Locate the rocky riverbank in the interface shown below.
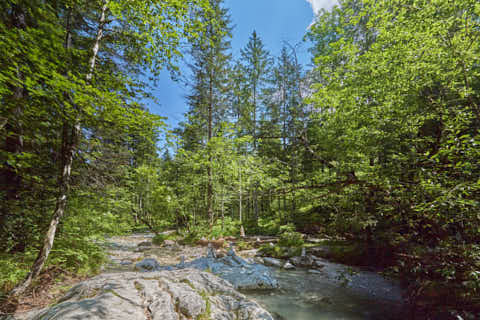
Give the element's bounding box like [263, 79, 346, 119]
[6, 233, 409, 320]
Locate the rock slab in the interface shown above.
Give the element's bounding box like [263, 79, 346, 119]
[23, 269, 273, 320]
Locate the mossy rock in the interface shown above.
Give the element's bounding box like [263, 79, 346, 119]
[258, 244, 302, 259]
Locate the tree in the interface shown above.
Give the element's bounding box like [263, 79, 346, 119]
[4, 0, 214, 296]
[183, 0, 233, 225]
[307, 0, 480, 312]
[239, 31, 272, 151]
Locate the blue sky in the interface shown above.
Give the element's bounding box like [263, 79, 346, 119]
[148, 0, 337, 130]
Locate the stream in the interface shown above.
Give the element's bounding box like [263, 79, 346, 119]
[103, 234, 408, 320]
[246, 266, 407, 320]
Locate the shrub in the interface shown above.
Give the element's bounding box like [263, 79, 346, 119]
[258, 243, 302, 259]
[0, 255, 30, 295]
[278, 230, 304, 248]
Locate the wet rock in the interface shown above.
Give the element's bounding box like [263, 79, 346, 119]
[290, 255, 315, 268]
[302, 293, 332, 305]
[136, 249, 278, 290]
[135, 258, 161, 271]
[184, 255, 279, 290]
[283, 261, 295, 270]
[262, 257, 284, 268]
[137, 241, 152, 247]
[24, 269, 273, 320]
[308, 269, 322, 274]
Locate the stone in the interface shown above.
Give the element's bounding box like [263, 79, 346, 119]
[290, 255, 315, 268]
[308, 269, 322, 274]
[136, 250, 278, 291]
[262, 257, 284, 268]
[227, 243, 236, 256]
[183, 252, 279, 290]
[207, 243, 217, 259]
[23, 269, 273, 320]
[135, 258, 161, 271]
[283, 261, 295, 270]
[163, 239, 176, 246]
[137, 241, 152, 247]
[313, 259, 325, 269]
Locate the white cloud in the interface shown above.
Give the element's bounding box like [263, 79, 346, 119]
[305, 0, 338, 15]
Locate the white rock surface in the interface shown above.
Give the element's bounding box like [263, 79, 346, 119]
[24, 269, 273, 320]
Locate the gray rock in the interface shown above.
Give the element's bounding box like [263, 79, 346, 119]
[135, 258, 161, 271]
[163, 239, 176, 246]
[308, 269, 322, 274]
[290, 255, 315, 268]
[137, 241, 152, 247]
[262, 257, 284, 268]
[313, 259, 325, 269]
[135, 254, 278, 291]
[183, 254, 279, 290]
[283, 261, 295, 270]
[23, 269, 273, 320]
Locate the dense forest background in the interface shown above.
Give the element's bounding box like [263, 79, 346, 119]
[1, 0, 479, 317]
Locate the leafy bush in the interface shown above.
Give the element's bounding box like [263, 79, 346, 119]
[209, 217, 239, 238]
[256, 217, 282, 235]
[152, 232, 180, 245]
[236, 241, 253, 251]
[48, 236, 105, 275]
[258, 243, 302, 259]
[181, 230, 204, 245]
[0, 255, 31, 295]
[278, 230, 304, 248]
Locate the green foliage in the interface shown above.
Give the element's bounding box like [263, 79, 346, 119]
[0, 255, 31, 294]
[235, 241, 253, 251]
[152, 233, 178, 246]
[48, 238, 105, 275]
[278, 230, 304, 248]
[305, 0, 480, 314]
[209, 217, 240, 238]
[258, 244, 302, 259]
[256, 217, 282, 235]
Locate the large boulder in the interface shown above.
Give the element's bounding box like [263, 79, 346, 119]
[183, 253, 279, 290]
[262, 257, 284, 268]
[289, 255, 316, 268]
[24, 269, 273, 320]
[135, 258, 162, 271]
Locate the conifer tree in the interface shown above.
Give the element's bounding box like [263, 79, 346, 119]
[184, 0, 233, 225]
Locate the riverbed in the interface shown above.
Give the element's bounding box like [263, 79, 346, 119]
[104, 234, 408, 320]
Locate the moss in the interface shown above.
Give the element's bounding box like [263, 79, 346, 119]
[196, 290, 211, 320]
[80, 288, 101, 300]
[180, 278, 195, 290]
[236, 241, 253, 251]
[134, 281, 144, 292]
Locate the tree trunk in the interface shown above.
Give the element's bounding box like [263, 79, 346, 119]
[239, 165, 245, 237]
[254, 186, 259, 226]
[253, 82, 257, 151]
[10, 1, 108, 297]
[207, 67, 214, 226]
[221, 186, 225, 231]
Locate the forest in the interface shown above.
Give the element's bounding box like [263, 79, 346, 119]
[1, 0, 479, 318]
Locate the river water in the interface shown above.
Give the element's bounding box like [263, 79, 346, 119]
[245, 261, 408, 320]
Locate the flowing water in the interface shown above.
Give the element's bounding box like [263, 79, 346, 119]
[244, 261, 408, 320]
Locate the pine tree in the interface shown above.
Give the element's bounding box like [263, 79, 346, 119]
[239, 31, 272, 151]
[183, 0, 233, 225]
